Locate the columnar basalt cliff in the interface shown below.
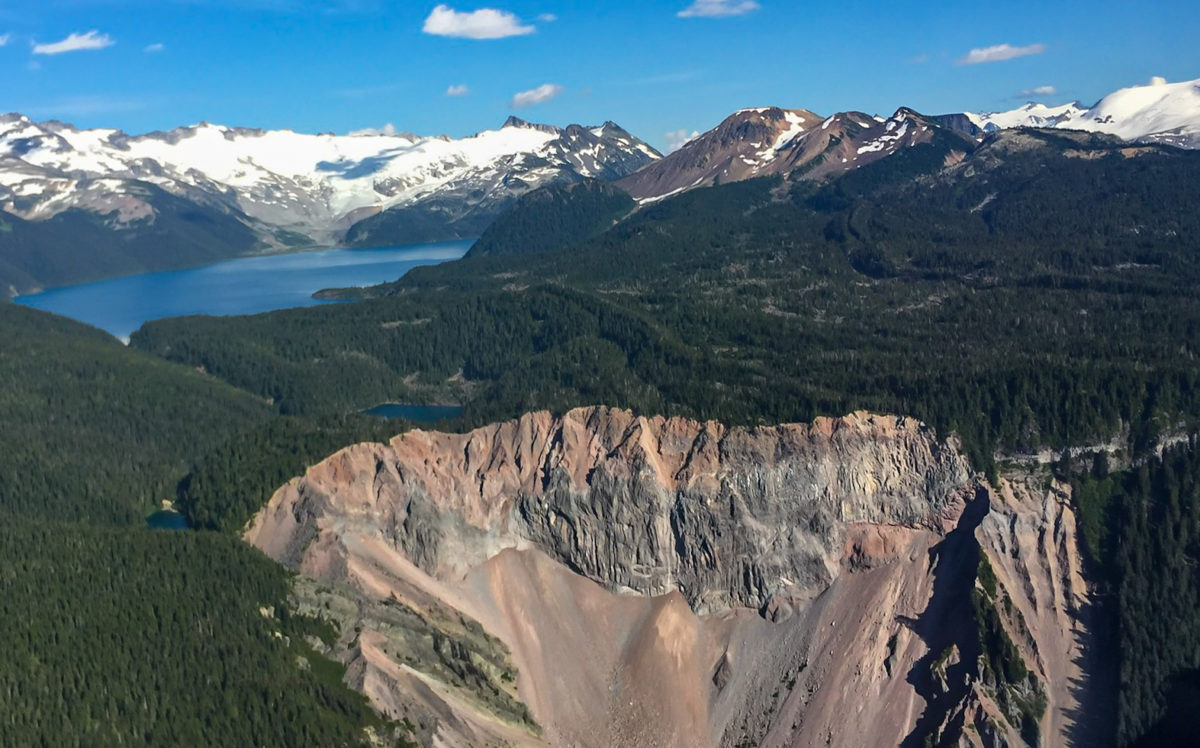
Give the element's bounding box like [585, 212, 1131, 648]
[245, 407, 1093, 747]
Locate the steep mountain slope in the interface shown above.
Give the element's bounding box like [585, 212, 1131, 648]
[0, 301, 270, 524]
[615, 106, 975, 202]
[0, 182, 259, 296]
[0, 113, 658, 293]
[245, 406, 1093, 747]
[465, 179, 634, 258]
[615, 107, 822, 200]
[956, 76, 1200, 147]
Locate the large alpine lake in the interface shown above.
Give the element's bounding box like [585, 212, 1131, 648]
[14, 240, 470, 340]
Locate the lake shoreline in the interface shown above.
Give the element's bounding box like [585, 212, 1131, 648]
[14, 240, 470, 340]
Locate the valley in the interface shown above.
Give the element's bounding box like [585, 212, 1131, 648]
[2, 67, 1199, 747]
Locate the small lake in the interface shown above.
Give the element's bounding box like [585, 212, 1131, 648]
[14, 240, 470, 340]
[364, 403, 465, 422]
[146, 510, 188, 531]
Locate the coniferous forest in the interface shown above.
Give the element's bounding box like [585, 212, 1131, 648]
[0, 303, 412, 745]
[2, 126, 1199, 746]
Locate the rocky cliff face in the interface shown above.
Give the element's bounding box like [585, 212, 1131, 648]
[248, 407, 973, 614]
[246, 407, 1094, 747]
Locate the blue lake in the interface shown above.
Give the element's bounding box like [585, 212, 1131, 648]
[14, 240, 471, 340]
[146, 510, 189, 531]
[364, 403, 465, 422]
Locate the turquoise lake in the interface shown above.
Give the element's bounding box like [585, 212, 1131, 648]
[14, 240, 470, 340]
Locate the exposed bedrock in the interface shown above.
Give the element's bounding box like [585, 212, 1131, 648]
[245, 407, 1097, 747]
[249, 407, 973, 614]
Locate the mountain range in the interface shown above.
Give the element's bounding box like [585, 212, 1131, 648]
[621, 75, 1200, 204]
[0, 115, 658, 294]
[1, 75, 1197, 296]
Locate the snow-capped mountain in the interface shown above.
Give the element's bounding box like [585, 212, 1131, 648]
[0, 114, 659, 249]
[958, 76, 1200, 147]
[963, 102, 1086, 132]
[617, 106, 974, 203]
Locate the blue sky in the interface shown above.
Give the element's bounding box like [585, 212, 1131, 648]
[2, 0, 1198, 151]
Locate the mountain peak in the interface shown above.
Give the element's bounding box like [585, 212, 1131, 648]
[953, 76, 1200, 145]
[501, 116, 561, 134]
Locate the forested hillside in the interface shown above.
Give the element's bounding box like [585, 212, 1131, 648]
[1073, 441, 1200, 747]
[0, 521, 397, 746]
[0, 303, 412, 745]
[0, 303, 270, 524]
[465, 179, 635, 259]
[0, 185, 259, 297]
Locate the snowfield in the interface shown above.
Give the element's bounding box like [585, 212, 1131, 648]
[963, 76, 1200, 146]
[0, 114, 659, 244]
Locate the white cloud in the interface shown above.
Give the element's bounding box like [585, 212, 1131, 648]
[348, 123, 398, 136]
[957, 42, 1045, 65]
[510, 83, 563, 108]
[537, 13, 557, 22]
[0, 33, 10, 47]
[1150, 76, 1168, 86]
[32, 30, 115, 55]
[423, 4, 534, 39]
[445, 83, 469, 97]
[1016, 85, 1057, 98]
[144, 43, 165, 53]
[665, 128, 700, 152]
[677, 0, 760, 18]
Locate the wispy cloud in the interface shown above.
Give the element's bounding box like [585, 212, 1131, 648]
[1016, 85, 1057, 98]
[24, 95, 147, 117]
[445, 83, 469, 97]
[678, 0, 760, 18]
[0, 33, 10, 47]
[348, 123, 398, 136]
[510, 83, 563, 108]
[664, 129, 700, 152]
[33, 30, 115, 55]
[957, 42, 1045, 65]
[423, 5, 534, 39]
[144, 42, 165, 53]
[908, 53, 929, 65]
[536, 13, 557, 22]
